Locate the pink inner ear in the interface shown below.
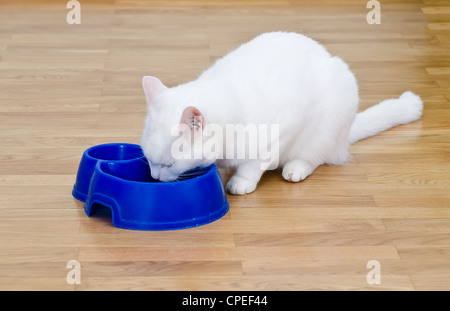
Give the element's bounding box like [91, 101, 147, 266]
[142, 76, 167, 103]
[181, 106, 204, 130]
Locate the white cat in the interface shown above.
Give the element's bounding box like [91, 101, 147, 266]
[140, 32, 423, 195]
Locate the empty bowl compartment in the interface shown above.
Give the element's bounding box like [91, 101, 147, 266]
[72, 143, 144, 202]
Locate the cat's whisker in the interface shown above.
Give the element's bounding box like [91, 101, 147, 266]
[135, 156, 149, 164]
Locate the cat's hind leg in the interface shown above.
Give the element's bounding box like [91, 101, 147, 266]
[226, 161, 265, 195]
[282, 159, 317, 182]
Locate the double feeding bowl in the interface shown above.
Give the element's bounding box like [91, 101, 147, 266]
[72, 143, 229, 231]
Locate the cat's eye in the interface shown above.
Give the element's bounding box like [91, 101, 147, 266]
[164, 163, 173, 168]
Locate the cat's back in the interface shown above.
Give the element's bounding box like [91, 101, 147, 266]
[199, 32, 331, 79]
[243, 31, 329, 55]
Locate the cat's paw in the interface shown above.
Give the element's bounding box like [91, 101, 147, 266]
[226, 175, 257, 195]
[282, 159, 315, 182]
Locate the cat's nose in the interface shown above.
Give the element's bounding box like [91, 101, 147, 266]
[150, 167, 161, 180]
[151, 171, 160, 180]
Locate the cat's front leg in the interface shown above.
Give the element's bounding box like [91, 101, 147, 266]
[226, 161, 265, 195]
[282, 159, 317, 182]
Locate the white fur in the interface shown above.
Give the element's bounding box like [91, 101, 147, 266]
[141, 32, 423, 195]
[349, 91, 423, 144]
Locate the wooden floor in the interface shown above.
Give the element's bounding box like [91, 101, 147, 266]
[0, 0, 449, 291]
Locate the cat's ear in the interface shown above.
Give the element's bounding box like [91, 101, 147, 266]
[142, 76, 167, 105]
[181, 106, 204, 131]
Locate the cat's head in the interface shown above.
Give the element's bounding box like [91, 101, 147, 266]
[140, 76, 214, 181]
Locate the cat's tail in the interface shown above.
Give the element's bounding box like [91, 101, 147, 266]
[348, 91, 423, 144]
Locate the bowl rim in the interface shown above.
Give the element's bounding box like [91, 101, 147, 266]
[96, 159, 217, 186]
[85, 142, 143, 162]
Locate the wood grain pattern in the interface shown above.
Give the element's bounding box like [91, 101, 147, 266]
[0, 0, 449, 291]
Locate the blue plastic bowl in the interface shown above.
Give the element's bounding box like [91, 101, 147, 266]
[72, 143, 229, 231]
